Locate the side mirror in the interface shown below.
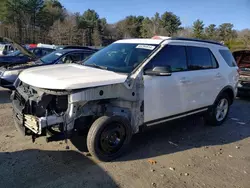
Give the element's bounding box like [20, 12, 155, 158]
[144, 66, 172, 76]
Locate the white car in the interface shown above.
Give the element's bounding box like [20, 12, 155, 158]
[0, 43, 17, 56]
[11, 37, 239, 161]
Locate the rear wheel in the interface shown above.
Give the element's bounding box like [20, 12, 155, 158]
[87, 116, 132, 162]
[205, 93, 230, 126]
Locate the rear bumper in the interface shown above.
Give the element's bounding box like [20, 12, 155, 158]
[237, 81, 250, 95]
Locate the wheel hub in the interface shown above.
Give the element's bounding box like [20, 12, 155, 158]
[216, 98, 229, 121]
[100, 123, 126, 154]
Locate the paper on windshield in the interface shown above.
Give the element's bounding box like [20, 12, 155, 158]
[55, 53, 62, 56]
[136, 44, 155, 50]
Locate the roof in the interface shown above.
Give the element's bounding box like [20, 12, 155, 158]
[115, 36, 224, 46]
[54, 48, 96, 54]
[115, 39, 163, 45]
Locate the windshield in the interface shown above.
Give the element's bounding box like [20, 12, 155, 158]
[40, 51, 63, 64]
[83, 43, 158, 73]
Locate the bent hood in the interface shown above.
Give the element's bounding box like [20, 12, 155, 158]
[18, 64, 128, 90]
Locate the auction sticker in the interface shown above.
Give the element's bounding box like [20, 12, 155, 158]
[136, 45, 155, 50]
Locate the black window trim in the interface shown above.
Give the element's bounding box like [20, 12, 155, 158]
[144, 44, 189, 74]
[219, 49, 237, 67]
[186, 46, 219, 71]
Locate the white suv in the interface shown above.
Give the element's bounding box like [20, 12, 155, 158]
[11, 37, 239, 161]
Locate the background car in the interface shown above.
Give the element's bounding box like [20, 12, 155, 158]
[233, 50, 250, 97]
[0, 47, 55, 67]
[0, 43, 17, 56]
[0, 48, 97, 89]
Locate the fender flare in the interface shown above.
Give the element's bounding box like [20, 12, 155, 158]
[214, 85, 235, 105]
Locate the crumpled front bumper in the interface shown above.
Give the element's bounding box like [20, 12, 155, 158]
[12, 93, 64, 135]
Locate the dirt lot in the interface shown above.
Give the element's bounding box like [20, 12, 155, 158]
[0, 87, 250, 188]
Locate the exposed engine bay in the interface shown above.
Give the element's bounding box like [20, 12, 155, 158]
[12, 77, 144, 142]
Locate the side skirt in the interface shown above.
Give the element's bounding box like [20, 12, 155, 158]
[144, 107, 210, 127]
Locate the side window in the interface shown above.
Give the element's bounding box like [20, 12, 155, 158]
[82, 52, 93, 60]
[187, 46, 218, 70]
[61, 53, 82, 64]
[33, 49, 42, 57]
[41, 49, 53, 56]
[219, 49, 236, 67]
[145, 45, 187, 72]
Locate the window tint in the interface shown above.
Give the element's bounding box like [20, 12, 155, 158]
[187, 46, 217, 70]
[219, 49, 236, 67]
[61, 53, 83, 64]
[41, 49, 54, 56]
[145, 45, 187, 72]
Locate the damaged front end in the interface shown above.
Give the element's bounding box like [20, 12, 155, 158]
[11, 75, 144, 142]
[12, 79, 70, 141]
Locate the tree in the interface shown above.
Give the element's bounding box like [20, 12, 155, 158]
[218, 23, 237, 42]
[205, 24, 218, 40]
[238, 29, 250, 47]
[192, 19, 204, 39]
[116, 16, 144, 38]
[140, 17, 153, 37]
[176, 27, 193, 38]
[78, 9, 100, 46]
[25, 0, 45, 43]
[160, 11, 181, 36]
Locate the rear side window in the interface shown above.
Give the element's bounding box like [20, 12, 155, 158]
[145, 45, 187, 72]
[219, 50, 236, 67]
[187, 46, 218, 70]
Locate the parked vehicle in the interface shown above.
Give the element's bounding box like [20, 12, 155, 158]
[233, 50, 250, 96]
[37, 43, 57, 49]
[56, 45, 99, 52]
[0, 43, 17, 56]
[11, 37, 239, 161]
[0, 48, 96, 89]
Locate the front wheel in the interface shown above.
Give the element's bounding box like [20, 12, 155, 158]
[87, 116, 132, 162]
[205, 93, 230, 126]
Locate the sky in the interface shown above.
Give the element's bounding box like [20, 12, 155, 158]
[60, 0, 250, 30]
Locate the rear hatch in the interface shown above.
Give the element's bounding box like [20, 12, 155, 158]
[233, 50, 250, 82]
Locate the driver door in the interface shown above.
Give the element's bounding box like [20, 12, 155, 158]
[143, 44, 188, 123]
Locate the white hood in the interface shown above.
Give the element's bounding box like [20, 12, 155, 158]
[18, 64, 128, 90]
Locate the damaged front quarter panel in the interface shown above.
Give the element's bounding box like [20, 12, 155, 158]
[68, 74, 144, 133]
[13, 72, 145, 137]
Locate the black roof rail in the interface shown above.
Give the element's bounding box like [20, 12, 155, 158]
[169, 37, 224, 46]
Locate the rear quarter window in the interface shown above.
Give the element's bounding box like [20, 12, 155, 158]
[219, 50, 237, 67]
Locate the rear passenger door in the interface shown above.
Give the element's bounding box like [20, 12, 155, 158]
[184, 45, 222, 111]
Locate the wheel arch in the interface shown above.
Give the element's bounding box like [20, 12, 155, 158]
[215, 86, 235, 105]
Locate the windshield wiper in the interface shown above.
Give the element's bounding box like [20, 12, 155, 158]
[84, 63, 108, 70]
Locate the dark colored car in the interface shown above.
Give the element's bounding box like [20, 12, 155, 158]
[0, 48, 97, 89]
[0, 47, 55, 67]
[233, 50, 250, 97]
[56, 45, 99, 51]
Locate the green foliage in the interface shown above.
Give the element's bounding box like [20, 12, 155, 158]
[0, 1, 249, 50]
[205, 24, 218, 40]
[218, 23, 237, 42]
[192, 19, 204, 39]
[160, 11, 181, 36]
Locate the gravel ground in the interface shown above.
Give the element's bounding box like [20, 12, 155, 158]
[0, 87, 250, 188]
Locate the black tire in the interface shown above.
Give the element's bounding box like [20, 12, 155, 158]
[87, 116, 132, 162]
[205, 93, 230, 126]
